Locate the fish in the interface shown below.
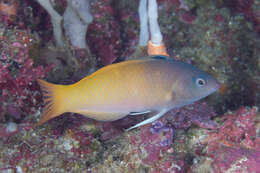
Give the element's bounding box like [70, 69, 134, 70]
[36, 55, 220, 130]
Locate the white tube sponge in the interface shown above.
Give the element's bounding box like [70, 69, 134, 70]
[138, 0, 149, 46]
[70, 0, 93, 24]
[36, 0, 64, 47]
[148, 0, 163, 45]
[63, 0, 93, 48]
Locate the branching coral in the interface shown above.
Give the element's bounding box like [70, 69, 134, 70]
[138, 0, 149, 46]
[0, 29, 51, 122]
[63, 0, 93, 49]
[35, 0, 93, 49]
[35, 0, 64, 47]
[138, 0, 168, 56]
[148, 0, 163, 45]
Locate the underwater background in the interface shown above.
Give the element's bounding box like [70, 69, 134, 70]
[0, 0, 259, 172]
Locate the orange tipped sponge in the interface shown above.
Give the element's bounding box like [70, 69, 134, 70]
[147, 40, 169, 56]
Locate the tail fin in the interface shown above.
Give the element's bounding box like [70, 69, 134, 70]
[36, 79, 66, 126]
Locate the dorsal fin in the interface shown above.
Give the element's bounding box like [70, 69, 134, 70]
[149, 55, 169, 60]
[125, 55, 170, 61]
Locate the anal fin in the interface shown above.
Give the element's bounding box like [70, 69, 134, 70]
[74, 110, 127, 121]
[126, 109, 168, 131]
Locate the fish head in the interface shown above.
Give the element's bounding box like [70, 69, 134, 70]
[170, 62, 220, 107]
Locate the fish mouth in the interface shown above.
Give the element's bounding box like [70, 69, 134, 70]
[211, 77, 221, 91]
[216, 80, 221, 90]
[206, 79, 221, 96]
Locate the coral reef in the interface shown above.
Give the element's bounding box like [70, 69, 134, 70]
[0, 26, 51, 122]
[36, 0, 64, 47]
[0, 0, 260, 172]
[87, 0, 138, 65]
[157, 0, 260, 113]
[191, 107, 260, 173]
[63, 0, 93, 48]
[138, 0, 149, 46]
[0, 115, 103, 172]
[0, 0, 18, 24]
[0, 105, 258, 172]
[36, 0, 93, 49]
[165, 101, 218, 129]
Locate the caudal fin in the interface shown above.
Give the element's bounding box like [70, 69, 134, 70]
[36, 79, 66, 126]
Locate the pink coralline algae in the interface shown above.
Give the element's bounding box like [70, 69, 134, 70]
[179, 11, 196, 24]
[114, 102, 217, 172]
[159, 0, 196, 25]
[165, 101, 218, 129]
[0, 119, 102, 172]
[0, 30, 51, 122]
[226, 0, 260, 35]
[98, 101, 217, 142]
[86, 1, 122, 65]
[99, 122, 122, 141]
[205, 107, 260, 173]
[129, 124, 184, 173]
[227, 0, 255, 19]
[87, 0, 138, 65]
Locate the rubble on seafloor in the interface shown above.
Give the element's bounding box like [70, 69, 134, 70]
[0, 0, 260, 172]
[0, 106, 259, 172]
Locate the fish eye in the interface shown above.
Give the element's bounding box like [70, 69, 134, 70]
[196, 78, 206, 87]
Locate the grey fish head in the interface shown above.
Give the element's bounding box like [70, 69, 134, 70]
[170, 61, 220, 107]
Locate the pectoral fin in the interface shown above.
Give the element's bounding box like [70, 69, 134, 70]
[126, 109, 168, 131]
[129, 110, 151, 115]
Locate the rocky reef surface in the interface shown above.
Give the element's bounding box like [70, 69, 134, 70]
[0, 0, 259, 172]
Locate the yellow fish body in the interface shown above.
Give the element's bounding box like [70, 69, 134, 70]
[37, 56, 220, 130]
